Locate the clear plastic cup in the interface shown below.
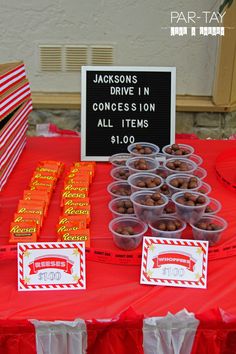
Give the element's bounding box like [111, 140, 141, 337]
[108, 197, 135, 218]
[166, 173, 202, 196]
[149, 216, 186, 239]
[110, 166, 131, 181]
[109, 153, 131, 167]
[109, 216, 148, 250]
[192, 167, 207, 180]
[127, 142, 160, 158]
[107, 181, 132, 198]
[159, 183, 171, 197]
[163, 200, 176, 215]
[130, 190, 169, 223]
[171, 191, 210, 224]
[162, 143, 194, 158]
[127, 172, 164, 193]
[190, 215, 228, 246]
[204, 197, 222, 215]
[126, 156, 159, 175]
[156, 166, 169, 179]
[163, 157, 198, 176]
[155, 152, 167, 166]
[197, 182, 212, 195]
[188, 154, 203, 166]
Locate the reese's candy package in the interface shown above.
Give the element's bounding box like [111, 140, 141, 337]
[30, 178, 55, 190]
[23, 190, 50, 204]
[9, 221, 38, 243]
[57, 223, 85, 235]
[58, 229, 90, 247]
[38, 160, 64, 176]
[14, 212, 43, 229]
[64, 174, 90, 186]
[63, 184, 89, 193]
[36, 166, 61, 177]
[17, 200, 46, 217]
[32, 171, 58, 181]
[63, 205, 91, 224]
[62, 197, 90, 208]
[29, 183, 54, 196]
[58, 215, 87, 228]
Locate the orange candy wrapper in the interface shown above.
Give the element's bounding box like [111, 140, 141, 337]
[58, 215, 88, 228]
[64, 174, 91, 185]
[30, 178, 55, 189]
[63, 198, 90, 208]
[63, 205, 91, 224]
[17, 200, 46, 217]
[58, 229, 90, 247]
[56, 222, 86, 235]
[23, 190, 50, 207]
[14, 213, 43, 229]
[63, 184, 89, 193]
[32, 171, 58, 181]
[38, 160, 64, 169]
[9, 221, 38, 243]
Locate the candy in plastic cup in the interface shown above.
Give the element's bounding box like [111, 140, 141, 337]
[127, 172, 164, 193]
[163, 157, 198, 176]
[107, 181, 131, 198]
[197, 182, 212, 195]
[110, 166, 131, 181]
[162, 143, 194, 158]
[130, 190, 168, 223]
[204, 197, 221, 215]
[108, 196, 135, 218]
[126, 156, 159, 175]
[109, 153, 131, 167]
[171, 191, 210, 224]
[149, 216, 186, 239]
[190, 215, 228, 246]
[166, 173, 202, 196]
[127, 142, 160, 158]
[109, 216, 148, 250]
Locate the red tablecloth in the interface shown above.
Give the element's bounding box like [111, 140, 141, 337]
[1, 137, 236, 353]
[1, 137, 236, 321]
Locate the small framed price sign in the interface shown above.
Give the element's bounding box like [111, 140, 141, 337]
[81, 66, 176, 161]
[18, 242, 86, 291]
[140, 237, 208, 289]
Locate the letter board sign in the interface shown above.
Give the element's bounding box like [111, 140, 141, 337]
[81, 66, 176, 161]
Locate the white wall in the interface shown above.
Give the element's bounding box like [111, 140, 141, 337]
[0, 0, 220, 95]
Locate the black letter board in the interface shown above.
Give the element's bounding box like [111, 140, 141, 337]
[81, 66, 176, 161]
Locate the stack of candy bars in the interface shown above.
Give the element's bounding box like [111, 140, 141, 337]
[57, 161, 96, 247]
[0, 61, 32, 191]
[9, 160, 64, 243]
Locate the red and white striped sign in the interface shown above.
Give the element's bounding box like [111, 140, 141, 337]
[140, 237, 208, 289]
[18, 242, 86, 291]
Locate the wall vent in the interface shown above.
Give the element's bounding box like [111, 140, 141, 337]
[39, 45, 62, 71]
[39, 44, 114, 72]
[65, 45, 88, 71]
[91, 46, 113, 65]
